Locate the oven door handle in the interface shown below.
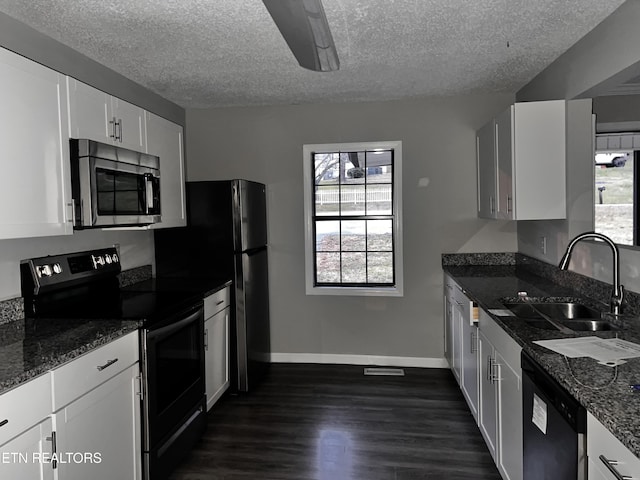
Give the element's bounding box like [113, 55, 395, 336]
[149, 306, 203, 340]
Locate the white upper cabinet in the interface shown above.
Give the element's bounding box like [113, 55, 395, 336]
[477, 100, 566, 220]
[67, 77, 147, 152]
[0, 47, 73, 239]
[146, 112, 187, 229]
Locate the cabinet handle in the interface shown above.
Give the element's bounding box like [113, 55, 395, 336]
[491, 361, 502, 384]
[109, 116, 117, 139]
[46, 431, 57, 469]
[507, 195, 512, 214]
[135, 375, 144, 401]
[204, 329, 209, 350]
[96, 358, 119, 371]
[216, 300, 225, 306]
[599, 455, 633, 480]
[487, 356, 492, 382]
[0, 419, 8, 428]
[117, 118, 123, 142]
[490, 196, 495, 214]
[470, 331, 477, 354]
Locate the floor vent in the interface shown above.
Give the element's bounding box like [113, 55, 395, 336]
[363, 367, 405, 376]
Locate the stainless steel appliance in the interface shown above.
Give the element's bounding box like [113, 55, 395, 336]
[154, 179, 270, 392]
[522, 351, 587, 480]
[70, 139, 161, 228]
[20, 247, 205, 480]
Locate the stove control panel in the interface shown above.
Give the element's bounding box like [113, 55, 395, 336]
[21, 247, 121, 296]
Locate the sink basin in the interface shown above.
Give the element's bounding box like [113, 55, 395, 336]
[501, 302, 619, 331]
[502, 302, 601, 320]
[557, 319, 620, 332]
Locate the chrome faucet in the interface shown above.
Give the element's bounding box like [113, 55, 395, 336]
[558, 232, 624, 315]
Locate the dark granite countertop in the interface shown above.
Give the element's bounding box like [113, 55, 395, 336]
[442, 256, 640, 459]
[0, 317, 141, 396]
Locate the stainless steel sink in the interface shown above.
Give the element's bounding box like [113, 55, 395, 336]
[501, 301, 619, 331]
[502, 302, 601, 320]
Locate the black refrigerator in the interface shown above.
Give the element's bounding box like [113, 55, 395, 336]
[154, 179, 270, 393]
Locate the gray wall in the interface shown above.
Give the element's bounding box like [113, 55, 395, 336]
[186, 95, 517, 362]
[0, 11, 176, 300]
[517, 0, 640, 102]
[516, 0, 640, 295]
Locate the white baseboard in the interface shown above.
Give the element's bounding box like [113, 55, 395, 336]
[269, 353, 448, 369]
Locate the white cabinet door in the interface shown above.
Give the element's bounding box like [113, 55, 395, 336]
[478, 328, 497, 461]
[495, 350, 523, 480]
[495, 106, 514, 220]
[461, 320, 479, 421]
[205, 307, 230, 411]
[67, 77, 112, 144]
[146, 112, 187, 229]
[0, 417, 55, 480]
[587, 412, 640, 480]
[443, 277, 454, 369]
[54, 364, 142, 480]
[67, 77, 146, 152]
[0, 48, 73, 239]
[477, 120, 497, 219]
[112, 96, 146, 152]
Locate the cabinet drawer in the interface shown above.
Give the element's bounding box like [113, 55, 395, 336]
[204, 286, 231, 318]
[588, 412, 640, 478]
[52, 331, 139, 411]
[0, 373, 51, 446]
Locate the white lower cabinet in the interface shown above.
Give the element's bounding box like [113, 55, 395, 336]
[587, 412, 640, 480]
[0, 373, 55, 479]
[204, 286, 231, 411]
[1, 417, 55, 480]
[54, 363, 141, 480]
[478, 309, 523, 480]
[52, 331, 142, 480]
[0, 331, 141, 479]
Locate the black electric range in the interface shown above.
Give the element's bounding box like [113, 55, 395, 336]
[21, 248, 202, 326]
[20, 247, 207, 480]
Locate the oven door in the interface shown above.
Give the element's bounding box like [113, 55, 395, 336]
[142, 303, 205, 450]
[75, 156, 161, 228]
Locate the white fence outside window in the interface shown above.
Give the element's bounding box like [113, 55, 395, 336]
[316, 187, 391, 205]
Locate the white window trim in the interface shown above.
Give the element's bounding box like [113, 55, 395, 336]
[303, 141, 403, 297]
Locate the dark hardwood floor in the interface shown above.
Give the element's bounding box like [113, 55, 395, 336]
[169, 364, 501, 480]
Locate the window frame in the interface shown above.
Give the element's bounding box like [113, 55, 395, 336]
[303, 141, 403, 297]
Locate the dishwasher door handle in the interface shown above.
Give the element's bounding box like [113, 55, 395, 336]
[599, 455, 633, 480]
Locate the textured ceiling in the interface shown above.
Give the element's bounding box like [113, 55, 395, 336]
[0, 0, 628, 108]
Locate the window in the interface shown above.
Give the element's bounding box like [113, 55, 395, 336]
[303, 141, 403, 296]
[594, 149, 636, 245]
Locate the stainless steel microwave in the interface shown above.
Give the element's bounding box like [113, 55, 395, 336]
[70, 139, 161, 228]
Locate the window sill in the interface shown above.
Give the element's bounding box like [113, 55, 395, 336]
[306, 285, 403, 297]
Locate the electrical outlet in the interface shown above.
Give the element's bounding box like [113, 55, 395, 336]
[539, 236, 547, 255]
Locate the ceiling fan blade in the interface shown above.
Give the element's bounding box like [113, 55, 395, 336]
[262, 0, 340, 72]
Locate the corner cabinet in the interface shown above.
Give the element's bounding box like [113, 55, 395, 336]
[67, 77, 146, 153]
[0, 47, 73, 240]
[477, 100, 566, 220]
[204, 286, 231, 411]
[146, 112, 187, 229]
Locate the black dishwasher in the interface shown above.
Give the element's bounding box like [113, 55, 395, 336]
[521, 351, 587, 480]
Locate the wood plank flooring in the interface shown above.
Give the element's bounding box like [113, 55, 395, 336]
[168, 364, 501, 480]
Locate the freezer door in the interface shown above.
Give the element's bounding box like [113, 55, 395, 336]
[234, 247, 270, 392]
[233, 180, 267, 252]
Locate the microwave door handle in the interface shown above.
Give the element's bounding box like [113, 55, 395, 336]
[144, 173, 154, 214]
